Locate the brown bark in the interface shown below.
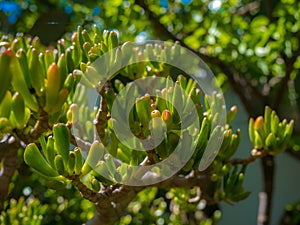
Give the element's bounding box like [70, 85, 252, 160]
[0, 136, 21, 211]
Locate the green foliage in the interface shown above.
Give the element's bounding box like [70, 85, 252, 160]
[249, 106, 294, 155]
[1, 24, 289, 224]
[1, 170, 95, 225]
[0, 197, 47, 225]
[0, 0, 299, 224]
[118, 187, 221, 225]
[282, 200, 300, 225]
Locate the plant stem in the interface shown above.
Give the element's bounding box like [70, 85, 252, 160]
[260, 155, 275, 225]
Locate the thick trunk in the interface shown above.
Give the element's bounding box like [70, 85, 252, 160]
[87, 186, 142, 225]
[85, 173, 210, 225]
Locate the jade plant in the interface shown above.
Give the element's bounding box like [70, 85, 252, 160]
[0, 26, 295, 225]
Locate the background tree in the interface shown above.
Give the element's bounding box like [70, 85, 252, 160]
[0, 0, 299, 225]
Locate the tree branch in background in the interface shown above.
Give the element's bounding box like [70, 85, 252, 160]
[260, 155, 275, 225]
[257, 192, 268, 225]
[235, 1, 260, 16]
[262, 0, 274, 22]
[229, 149, 268, 165]
[135, 0, 263, 116]
[274, 47, 300, 111]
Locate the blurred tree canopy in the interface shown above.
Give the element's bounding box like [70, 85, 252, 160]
[2, 0, 300, 118]
[0, 0, 300, 225]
